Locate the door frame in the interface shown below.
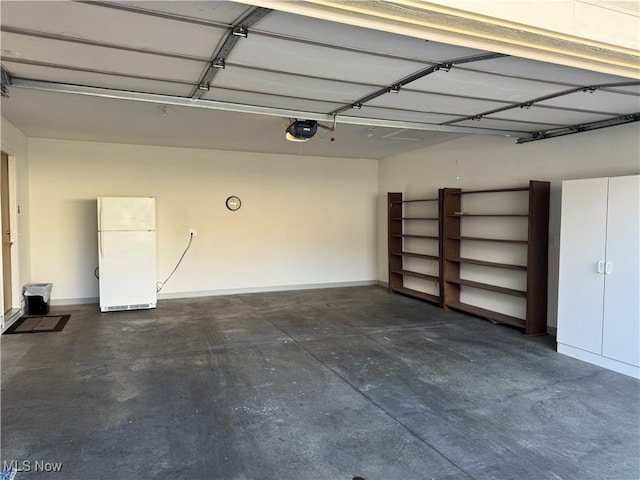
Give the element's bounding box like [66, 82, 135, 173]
[0, 148, 21, 326]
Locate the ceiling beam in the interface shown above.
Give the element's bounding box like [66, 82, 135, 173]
[6, 78, 533, 139]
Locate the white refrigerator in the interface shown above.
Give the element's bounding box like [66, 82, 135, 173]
[98, 197, 157, 312]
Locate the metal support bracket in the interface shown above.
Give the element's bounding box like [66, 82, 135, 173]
[1, 66, 12, 98]
[190, 7, 271, 99]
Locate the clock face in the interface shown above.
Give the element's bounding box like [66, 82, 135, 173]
[226, 196, 241, 211]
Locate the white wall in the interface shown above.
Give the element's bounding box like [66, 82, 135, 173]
[27, 138, 379, 303]
[378, 122, 640, 328]
[431, 0, 640, 50]
[0, 116, 31, 316]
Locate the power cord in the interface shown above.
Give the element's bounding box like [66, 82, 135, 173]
[157, 232, 194, 293]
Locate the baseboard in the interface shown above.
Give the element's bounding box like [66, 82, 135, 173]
[558, 343, 639, 379]
[378, 280, 389, 288]
[48, 282, 380, 305]
[51, 297, 99, 306]
[157, 280, 379, 300]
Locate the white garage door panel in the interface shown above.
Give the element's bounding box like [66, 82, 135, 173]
[0, 32, 206, 82]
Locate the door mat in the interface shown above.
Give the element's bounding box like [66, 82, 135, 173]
[4, 315, 70, 334]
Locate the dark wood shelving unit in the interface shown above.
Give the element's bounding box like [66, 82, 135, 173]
[388, 192, 441, 306]
[440, 181, 550, 335]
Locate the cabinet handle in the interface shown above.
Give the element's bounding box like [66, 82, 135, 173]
[597, 261, 605, 273]
[605, 262, 612, 274]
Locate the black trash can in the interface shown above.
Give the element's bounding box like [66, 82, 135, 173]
[24, 283, 53, 315]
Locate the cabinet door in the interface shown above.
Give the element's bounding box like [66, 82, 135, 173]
[602, 175, 640, 366]
[557, 178, 608, 353]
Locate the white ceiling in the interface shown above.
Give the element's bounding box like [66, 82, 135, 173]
[1, 1, 638, 159]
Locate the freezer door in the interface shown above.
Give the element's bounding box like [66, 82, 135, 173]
[98, 197, 155, 231]
[99, 230, 157, 311]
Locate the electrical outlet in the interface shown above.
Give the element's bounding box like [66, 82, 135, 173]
[189, 228, 198, 236]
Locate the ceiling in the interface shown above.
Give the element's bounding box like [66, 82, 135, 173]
[1, 1, 639, 159]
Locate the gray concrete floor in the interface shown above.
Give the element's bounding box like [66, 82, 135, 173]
[1, 286, 639, 480]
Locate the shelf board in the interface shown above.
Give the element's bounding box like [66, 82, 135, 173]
[453, 187, 529, 195]
[446, 278, 526, 297]
[446, 257, 527, 271]
[447, 302, 526, 329]
[391, 217, 439, 221]
[391, 251, 439, 261]
[392, 234, 439, 240]
[391, 269, 439, 282]
[447, 214, 528, 217]
[392, 286, 439, 305]
[447, 236, 527, 244]
[391, 198, 438, 204]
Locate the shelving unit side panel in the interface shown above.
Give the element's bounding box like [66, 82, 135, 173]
[526, 181, 550, 335]
[441, 188, 461, 308]
[388, 192, 404, 292]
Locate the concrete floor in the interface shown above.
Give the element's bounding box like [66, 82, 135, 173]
[1, 286, 638, 480]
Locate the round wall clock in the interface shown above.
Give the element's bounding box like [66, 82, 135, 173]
[225, 195, 242, 211]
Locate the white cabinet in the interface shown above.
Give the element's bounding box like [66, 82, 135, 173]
[557, 175, 639, 378]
